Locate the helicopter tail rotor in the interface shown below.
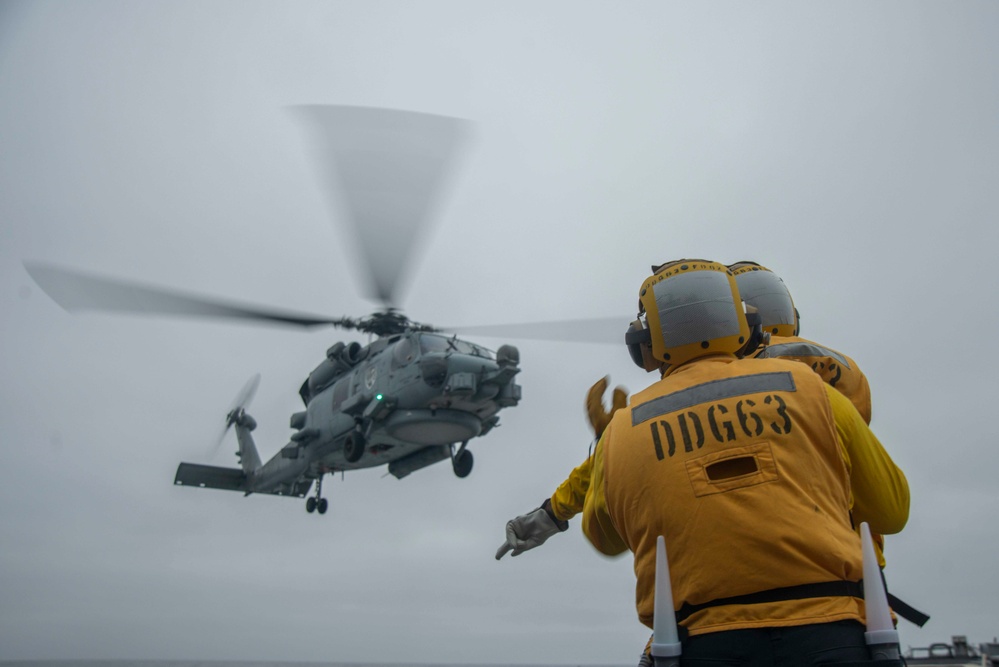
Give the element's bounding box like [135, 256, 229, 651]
[211, 373, 261, 460]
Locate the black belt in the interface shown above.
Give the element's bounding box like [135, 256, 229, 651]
[676, 580, 929, 628]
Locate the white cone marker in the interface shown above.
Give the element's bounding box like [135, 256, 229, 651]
[860, 522, 900, 661]
[650, 535, 682, 667]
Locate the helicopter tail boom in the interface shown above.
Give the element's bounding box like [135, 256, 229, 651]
[234, 420, 263, 474]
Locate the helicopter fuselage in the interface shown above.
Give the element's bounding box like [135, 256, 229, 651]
[274, 331, 520, 481]
[174, 330, 522, 506]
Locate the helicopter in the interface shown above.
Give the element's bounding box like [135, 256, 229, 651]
[24, 105, 528, 515]
[186, 316, 523, 514]
[24, 106, 622, 515]
[27, 255, 524, 515]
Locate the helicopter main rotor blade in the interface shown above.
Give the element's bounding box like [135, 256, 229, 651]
[293, 105, 469, 308]
[25, 262, 355, 329]
[442, 316, 632, 345]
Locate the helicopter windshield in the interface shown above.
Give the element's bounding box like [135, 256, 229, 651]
[418, 333, 494, 359]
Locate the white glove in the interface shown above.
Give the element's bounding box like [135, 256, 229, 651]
[495, 501, 567, 560]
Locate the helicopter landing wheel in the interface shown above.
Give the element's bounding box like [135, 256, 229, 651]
[344, 431, 366, 463]
[452, 449, 473, 478]
[317, 498, 329, 514]
[307, 475, 325, 515]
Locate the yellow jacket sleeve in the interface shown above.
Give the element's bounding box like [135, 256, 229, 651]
[825, 385, 910, 535]
[549, 455, 593, 522]
[581, 430, 629, 556]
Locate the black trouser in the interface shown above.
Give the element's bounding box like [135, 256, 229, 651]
[677, 620, 901, 667]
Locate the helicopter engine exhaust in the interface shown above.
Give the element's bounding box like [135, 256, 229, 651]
[342, 341, 367, 364]
[304, 341, 370, 399]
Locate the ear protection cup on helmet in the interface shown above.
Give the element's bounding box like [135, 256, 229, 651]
[739, 309, 768, 358]
[625, 318, 659, 372]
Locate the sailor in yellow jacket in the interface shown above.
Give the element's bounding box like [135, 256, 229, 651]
[496, 261, 877, 559]
[730, 261, 872, 425]
[584, 260, 908, 664]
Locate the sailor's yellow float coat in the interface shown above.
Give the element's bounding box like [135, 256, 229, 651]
[581, 355, 908, 634]
[550, 335, 874, 521]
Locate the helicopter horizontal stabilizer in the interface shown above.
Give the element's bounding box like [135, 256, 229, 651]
[174, 463, 247, 492]
[174, 462, 315, 498]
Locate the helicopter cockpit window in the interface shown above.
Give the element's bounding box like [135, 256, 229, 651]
[417, 334, 494, 359]
[468, 342, 494, 359]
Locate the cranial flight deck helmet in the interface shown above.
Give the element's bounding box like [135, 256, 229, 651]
[625, 259, 762, 373]
[729, 261, 799, 337]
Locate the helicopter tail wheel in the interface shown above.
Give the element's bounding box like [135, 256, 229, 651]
[452, 449, 473, 478]
[306, 496, 317, 513]
[344, 431, 366, 463]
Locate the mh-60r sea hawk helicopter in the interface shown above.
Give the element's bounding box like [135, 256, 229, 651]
[25, 106, 547, 515]
[27, 251, 524, 515]
[192, 312, 522, 514]
[196, 312, 522, 514]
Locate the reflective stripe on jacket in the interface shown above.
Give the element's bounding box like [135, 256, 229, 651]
[758, 335, 872, 425]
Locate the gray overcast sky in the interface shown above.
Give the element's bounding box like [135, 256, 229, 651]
[2, 1, 998, 663]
